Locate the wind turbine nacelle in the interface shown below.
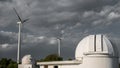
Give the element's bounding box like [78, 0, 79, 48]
[17, 22, 22, 24]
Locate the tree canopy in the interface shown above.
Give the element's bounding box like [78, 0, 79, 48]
[38, 54, 63, 62]
[0, 58, 17, 68]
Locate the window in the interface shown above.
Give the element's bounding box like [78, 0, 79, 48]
[44, 65, 48, 68]
[54, 66, 58, 68]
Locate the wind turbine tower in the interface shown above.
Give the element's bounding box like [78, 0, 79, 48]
[57, 38, 61, 56]
[13, 8, 29, 64]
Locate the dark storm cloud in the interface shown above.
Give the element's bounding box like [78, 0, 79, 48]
[0, 0, 12, 2]
[34, 0, 119, 11]
[0, 34, 14, 44]
[0, 31, 17, 44]
[77, 0, 119, 11]
[16, 0, 120, 29]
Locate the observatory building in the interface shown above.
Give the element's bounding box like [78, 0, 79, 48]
[18, 55, 34, 68]
[37, 34, 119, 68]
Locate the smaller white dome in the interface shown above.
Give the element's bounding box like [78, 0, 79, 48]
[75, 34, 118, 60]
[22, 55, 32, 64]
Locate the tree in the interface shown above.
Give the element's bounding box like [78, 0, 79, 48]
[119, 64, 120, 68]
[7, 63, 14, 68]
[0, 58, 17, 68]
[0, 58, 8, 68]
[38, 54, 63, 62]
[7, 63, 17, 68]
[68, 58, 72, 60]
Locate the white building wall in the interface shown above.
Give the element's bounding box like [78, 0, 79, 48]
[49, 65, 54, 68]
[40, 64, 83, 68]
[18, 64, 33, 68]
[40, 65, 54, 68]
[59, 64, 83, 68]
[39, 66, 44, 68]
[42, 57, 118, 68]
[82, 56, 119, 68]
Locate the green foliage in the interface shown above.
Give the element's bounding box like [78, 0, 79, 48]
[0, 58, 17, 68]
[119, 64, 120, 68]
[38, 54, 63, 62]
[67, 58, 72, 60]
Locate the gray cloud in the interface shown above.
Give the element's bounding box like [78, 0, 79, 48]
[0, 0, 12, 2]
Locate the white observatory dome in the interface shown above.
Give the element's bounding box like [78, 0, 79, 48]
[75, 34, 118, 60]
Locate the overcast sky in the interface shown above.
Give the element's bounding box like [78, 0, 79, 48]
[0, 0, 120, 61]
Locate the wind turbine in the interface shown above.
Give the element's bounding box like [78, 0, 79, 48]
[57, 38, 61, 56]
[13, 8, 29, 64]
[57, 30, 64, 57]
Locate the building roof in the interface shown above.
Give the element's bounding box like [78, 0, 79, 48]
[37, 60, 82, 65]
[75, 34, 118, 60]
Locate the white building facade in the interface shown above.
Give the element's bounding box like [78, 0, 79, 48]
[37, 34, 119, 68]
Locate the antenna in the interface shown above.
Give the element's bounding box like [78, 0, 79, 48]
[13, 8, 29, 64]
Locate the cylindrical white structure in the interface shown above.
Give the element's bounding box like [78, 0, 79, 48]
[57, 38, 61, 56]
[75, 34, 119, 68]
[17, 22, 22, 64]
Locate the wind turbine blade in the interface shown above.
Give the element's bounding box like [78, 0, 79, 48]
[13, 8, 23, 22]
[22, 18, 29, 23]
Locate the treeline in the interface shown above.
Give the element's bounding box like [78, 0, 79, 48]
[0, 58, 17, 68]
[37, 54, 63, 62]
